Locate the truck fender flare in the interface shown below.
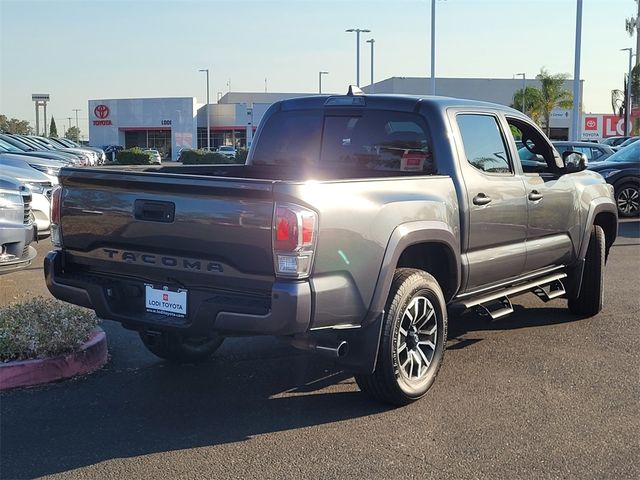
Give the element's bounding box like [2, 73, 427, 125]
[368, 221, 461, 316]
[578, 198, 618, 261]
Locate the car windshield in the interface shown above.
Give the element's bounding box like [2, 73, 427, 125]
[617, 137, 639, 148]
[0, 138, 24, 152]
[219, 146, 234, 151]
[605, 140, 640, 163]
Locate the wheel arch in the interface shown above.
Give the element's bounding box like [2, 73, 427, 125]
[579, 199, 618, 262]
[368, 222, 461, 317]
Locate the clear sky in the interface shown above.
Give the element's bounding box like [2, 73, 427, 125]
[0, 0, 634, 137]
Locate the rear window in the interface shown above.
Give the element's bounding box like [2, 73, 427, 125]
[251, 109, 434, 174]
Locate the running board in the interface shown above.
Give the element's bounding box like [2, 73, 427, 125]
[457, 272, 567, 320]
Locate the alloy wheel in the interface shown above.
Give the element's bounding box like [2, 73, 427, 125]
[396, 296, 438, 381]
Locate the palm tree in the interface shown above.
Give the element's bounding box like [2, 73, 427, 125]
[536, 68, 573, 136]
[511, 86, 543, 123]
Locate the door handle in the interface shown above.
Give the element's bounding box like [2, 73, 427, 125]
[528, 190, 543, 201]
[473, 193, 492, 206]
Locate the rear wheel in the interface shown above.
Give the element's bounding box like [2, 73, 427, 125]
[139, 331, 224, 363]
[615, 182, 639, 217]
[568, 225, 605, 316]
[355, 268, 447, 406]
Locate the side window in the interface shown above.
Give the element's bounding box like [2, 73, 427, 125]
[457, 114, 511, 174]
[576, 146, 592, 161]
[506, 117, 556, 174]
[590, 147, 603, 160]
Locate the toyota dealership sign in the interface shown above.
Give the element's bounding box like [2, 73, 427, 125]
[93, 104, 112, 126]
[582, 114, 631, 141]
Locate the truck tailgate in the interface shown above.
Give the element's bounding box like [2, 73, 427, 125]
[58, 169, 276, 291]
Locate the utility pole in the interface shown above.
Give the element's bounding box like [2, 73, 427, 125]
[430, 0, 436, 95]
[318, 71, 328, 94]
[199, 69, 211, 151]
[570, 0, 583, 141]
[622, 48, 634, 136]
[73, 109, 81, 141]
[516, 73, 526, 114]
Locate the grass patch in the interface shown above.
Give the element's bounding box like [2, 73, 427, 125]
[0, 298, 98, 363]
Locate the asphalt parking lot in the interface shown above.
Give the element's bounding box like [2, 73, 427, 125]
[1, 220, 639, 480]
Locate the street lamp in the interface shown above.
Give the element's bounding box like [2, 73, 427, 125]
[346, 28, 371, 87]
[319, 71, 329, 94]
[515, 73, 526, 114]
[571, 0, 583, 141]
[430, 0, 436, 95]
[366, 38, 375, 92]
[199, 68, 211, 151]
[621, 48, 634, 136]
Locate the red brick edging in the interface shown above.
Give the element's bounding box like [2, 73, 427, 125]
[0, 328, 107, 391]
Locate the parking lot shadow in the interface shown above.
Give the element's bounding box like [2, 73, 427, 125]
[0, 331, 388, 479]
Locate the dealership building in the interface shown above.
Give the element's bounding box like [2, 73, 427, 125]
[88, 76, 596, 160]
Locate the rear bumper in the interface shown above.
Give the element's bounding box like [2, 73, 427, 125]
[44, 250, 312, 336]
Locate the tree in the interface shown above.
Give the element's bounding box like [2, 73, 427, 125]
[65, 126, 80, 142]
[49, 117, 58, 137]
[535, 68, 573, 136]
[0, 114, 33, 134]
[511, 87, 543, 123]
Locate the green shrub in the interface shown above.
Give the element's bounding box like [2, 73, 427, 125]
[0, 298, 98, 362]
[180, 149, 238, 165]
[115, 147, 154, 165]
[235, 148, 249, 163]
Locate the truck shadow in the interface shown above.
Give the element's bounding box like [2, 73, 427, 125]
[0, 326, 389, 479]
[447, 305, 585, 349]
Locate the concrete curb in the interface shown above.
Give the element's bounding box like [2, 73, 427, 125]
[0, 328, 107, 391]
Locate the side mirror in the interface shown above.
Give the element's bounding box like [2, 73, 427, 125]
[562, 150, 588, 173]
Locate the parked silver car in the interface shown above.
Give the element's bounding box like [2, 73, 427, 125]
[2, 164, 53, 239]
[0, 175, 37, 274]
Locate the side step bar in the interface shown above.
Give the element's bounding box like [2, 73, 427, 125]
[457, 272, 567, 321]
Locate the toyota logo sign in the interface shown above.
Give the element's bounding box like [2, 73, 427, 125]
[93, 104, 112, 126]
[94, 104, 109, 119]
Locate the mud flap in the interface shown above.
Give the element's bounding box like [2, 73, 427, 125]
[334, 312, 384, 374]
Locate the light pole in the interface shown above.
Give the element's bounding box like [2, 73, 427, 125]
[199, 68, 211, 151]
[72, 109, 81, 142]
[571, 0, 583, 141]
[430, 0, 436, 95]
[621, 48, 633, 136]
[516, 73, 526, 114]
[366, 38, 375, 92]
[318, 71, 329, 94]
[346, 28, 371, 87]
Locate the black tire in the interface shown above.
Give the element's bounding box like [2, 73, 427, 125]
[615, 182, 640, 218]
[355, 268, 447, 406]
[139, 331, 224, 363]
[568, 225, 605, 316]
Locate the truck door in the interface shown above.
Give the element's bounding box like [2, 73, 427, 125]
[454, 113, 528, 290]
[505, 116, 577, 272]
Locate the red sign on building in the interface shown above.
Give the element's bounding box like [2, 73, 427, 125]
[93, 104, 112, 126]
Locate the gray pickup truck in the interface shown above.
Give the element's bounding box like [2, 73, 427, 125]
[46, 92, 617, 405]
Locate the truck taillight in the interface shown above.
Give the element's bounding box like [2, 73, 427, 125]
[50, 185, 63, 247]
[273, 203, 317, 278]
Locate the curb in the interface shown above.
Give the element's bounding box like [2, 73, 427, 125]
[0, 328, 108, 391]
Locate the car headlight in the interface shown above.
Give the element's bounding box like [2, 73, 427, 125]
[25, 182, 47, 194]
[30, 164, 58, 176]
[0, 189, 23, 211]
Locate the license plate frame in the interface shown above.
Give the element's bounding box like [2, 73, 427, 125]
[144, 284, 188, 318]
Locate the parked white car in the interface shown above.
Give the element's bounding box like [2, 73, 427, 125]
[216, 145, 237, 158]
[144, 149, 162, 164]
